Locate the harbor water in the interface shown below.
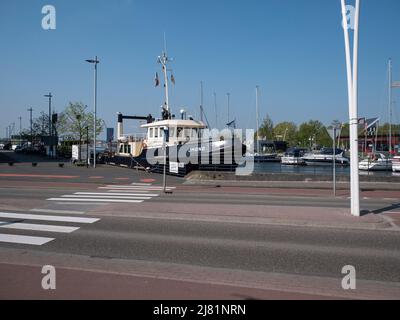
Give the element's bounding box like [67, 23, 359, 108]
[252, 162, 399, 178]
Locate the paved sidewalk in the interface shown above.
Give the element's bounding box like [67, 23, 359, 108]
[90, 201, 395, 231]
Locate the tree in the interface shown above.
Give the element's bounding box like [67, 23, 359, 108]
[58, 102, 105, 160]
[297, 120, 332, 148]
[257, 115, 274, 141]
[19, 111, 56, 142]
[273, 122, 297, 146]
[58, 102, 105, 141]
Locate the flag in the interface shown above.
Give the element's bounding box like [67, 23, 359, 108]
[171, 73, 175, 85]
[155, 72, 160, 87]
[226, 120, 236, 128]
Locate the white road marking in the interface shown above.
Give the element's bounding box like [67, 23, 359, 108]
[131, 183, 152, 186]
[0, 212, 99, 224]
[63, 195, 152, 200]
[0, 221, 79, 233]
[30, 209, 86, 215]
[48, 198, 144, 203]
[74, 192, 159, 197]
[100, 186, 175, 191]
[107, 190, 151, 193]
[0, 234, 54, 246]
[55, 202, 108, 206]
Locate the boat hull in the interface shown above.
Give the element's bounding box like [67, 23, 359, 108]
[106, 139, 246, 176]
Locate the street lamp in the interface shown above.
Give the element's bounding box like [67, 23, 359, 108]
[86, 56, 100, 168]
[44, 93, 53, 157]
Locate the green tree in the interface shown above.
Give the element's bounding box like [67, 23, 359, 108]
[273, 122, 297, 146]
[297, 120, 332, 148]
[58, 102, 105, 158]
[257, 115, 274, 141]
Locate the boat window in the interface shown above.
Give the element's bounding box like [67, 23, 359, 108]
[177, 127, 184, 138]
[154, 128, 159, 138]
[124, 145, 131, 154]
[160, 128, 164, 138]
[149, 128, 154, 139]
[119, 145, 124, 153]
[169, 127, 175, 139]
[191, 128, 198, 138]
[184, 128, 190, 140]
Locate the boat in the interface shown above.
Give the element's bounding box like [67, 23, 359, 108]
[393, 156, 400, 172]
[359, 153, 393, 171]
[302, 148, 350, 166]
[281, 148, 306, 165]
[105, 47, 245, 176]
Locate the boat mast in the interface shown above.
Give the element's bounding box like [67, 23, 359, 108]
[158, 35, 171, 115]
[389, 58, 393, 154]
[214, 92, 218, 129]
[256, 86, 260, 154]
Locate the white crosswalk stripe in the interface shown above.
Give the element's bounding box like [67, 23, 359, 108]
[0, 211, 100, 246]
[0, 234, 54, 246]
[0, 221, 79, 233]
[47, 183, 165, 205]
[48, 198, 144, 203]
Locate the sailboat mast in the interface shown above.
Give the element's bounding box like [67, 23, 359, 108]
[200, 81, 204, 122]
[389, 58, 393, 154]
[227, 93, 230, 124]
[256, 86, 260, 154]
[214, 92, 218, 129]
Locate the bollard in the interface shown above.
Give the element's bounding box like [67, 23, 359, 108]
[59, 163, 64, 168]
[32, 163, 38, 167]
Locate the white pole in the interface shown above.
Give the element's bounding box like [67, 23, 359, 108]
[341, 0, 360, 217]
[351, 0, 361, 216]
[333, 127, 337, 197]
[389, 58, 392, 154]
[93, 57, 98, 169]
[200, 81, 204, 122]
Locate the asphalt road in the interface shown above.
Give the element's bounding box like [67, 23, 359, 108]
[0, 160, 399, 299]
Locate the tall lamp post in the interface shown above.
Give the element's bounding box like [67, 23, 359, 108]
[18, 116, 22, 146]
[341, 0, 361, 217]
[44, 93, 53, 157]
[86, 56, 100, 169]
[27, 108, 33, 145]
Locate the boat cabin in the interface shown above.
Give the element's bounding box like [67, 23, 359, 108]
[141, 119, 206, 148]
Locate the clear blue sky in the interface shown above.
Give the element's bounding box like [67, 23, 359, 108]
[1, 0, 400, 138]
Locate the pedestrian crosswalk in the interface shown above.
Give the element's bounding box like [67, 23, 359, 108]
[0, 211, 100, 246]
[0, 183, 174, 247]
[46, 182, 175, 204]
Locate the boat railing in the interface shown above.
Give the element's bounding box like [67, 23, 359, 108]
[119, 133, 146, 143]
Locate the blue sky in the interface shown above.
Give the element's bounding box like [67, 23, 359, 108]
[1, 0, 400, 138]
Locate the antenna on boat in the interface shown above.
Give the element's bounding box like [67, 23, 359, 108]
[157, 33, 172, 118]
